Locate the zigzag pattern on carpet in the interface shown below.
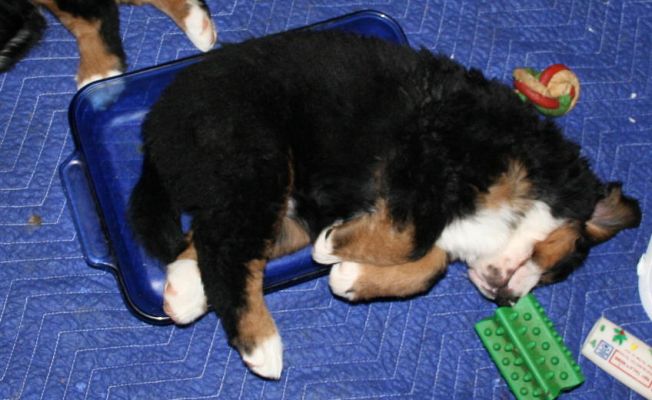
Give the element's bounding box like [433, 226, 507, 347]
[0, 1, 650, 398]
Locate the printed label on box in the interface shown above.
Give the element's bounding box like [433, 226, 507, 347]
[609, 349, 652, 388]
[581, 317, 652, 399]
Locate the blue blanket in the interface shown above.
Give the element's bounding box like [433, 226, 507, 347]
[0, 1, 650, 398]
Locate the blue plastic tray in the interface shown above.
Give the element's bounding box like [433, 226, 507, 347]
[60, 10, 409, 323]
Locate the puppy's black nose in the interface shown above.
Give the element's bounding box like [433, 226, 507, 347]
[495, 287, 519, 306]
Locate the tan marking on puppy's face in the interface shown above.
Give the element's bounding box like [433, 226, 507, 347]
[478, 160, 532, 211]
[510, 184, 641, 289]
[331, 200, 415, 266]
[532, 223, 581, 270]
[492, 222, 582, 304]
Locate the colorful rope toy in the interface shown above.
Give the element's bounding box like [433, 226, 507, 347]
[513, 64, 580, 117]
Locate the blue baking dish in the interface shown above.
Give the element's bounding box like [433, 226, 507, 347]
[60, 10, 409, 323]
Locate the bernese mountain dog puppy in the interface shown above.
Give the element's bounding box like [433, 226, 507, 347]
[0, 0, 216, 88]
[129, 30, 641, 379]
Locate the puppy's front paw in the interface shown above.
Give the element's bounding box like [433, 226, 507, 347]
[241, 332, 283, 380]
[163, 259, 208, 324]
[183, 0, 217, 52]
[468, 268, 497, 300]
[312, 225, 342, 264]
[502, 260, 542, 300]
[329, 261, 363, 301]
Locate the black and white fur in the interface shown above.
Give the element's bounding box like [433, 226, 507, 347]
[129, 30, 641, 379]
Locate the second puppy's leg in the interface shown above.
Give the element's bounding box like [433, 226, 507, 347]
[122, 0, 216, 51]
[36, 0, 125, 88]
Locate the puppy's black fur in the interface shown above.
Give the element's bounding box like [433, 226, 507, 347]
[129, 30, 639, 343]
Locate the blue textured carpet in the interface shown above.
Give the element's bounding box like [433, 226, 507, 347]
[1, 1, 650, 399]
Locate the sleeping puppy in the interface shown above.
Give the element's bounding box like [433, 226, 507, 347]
[0, 0, 217, 88]
[128, 29, 641, 379]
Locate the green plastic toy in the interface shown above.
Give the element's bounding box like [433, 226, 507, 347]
[475, 294, 584, 399]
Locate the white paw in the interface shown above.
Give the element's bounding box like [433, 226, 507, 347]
[505, 260, 542, 298]
[76, 69, 122, 89]
[312, 226, 342, 264]
[183, 1, 217, 52]
[328, 261, 361, 301]
[468, 267, 497, 300]
[242, 332, 283, 380]
[163, 259, 208, 324]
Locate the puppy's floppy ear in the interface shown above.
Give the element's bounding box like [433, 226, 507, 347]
[585, 182, 641, 243]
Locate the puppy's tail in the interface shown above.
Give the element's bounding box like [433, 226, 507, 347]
[0, 0, 46, 72]
[129, 156, 187, 264]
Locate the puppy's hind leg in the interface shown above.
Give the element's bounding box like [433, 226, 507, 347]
[123, 0, 216, 51]
[193, 213, 284, 379]
[189, 143, 291, 379]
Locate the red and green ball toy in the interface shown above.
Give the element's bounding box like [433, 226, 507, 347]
[513, 64, 580, 117]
